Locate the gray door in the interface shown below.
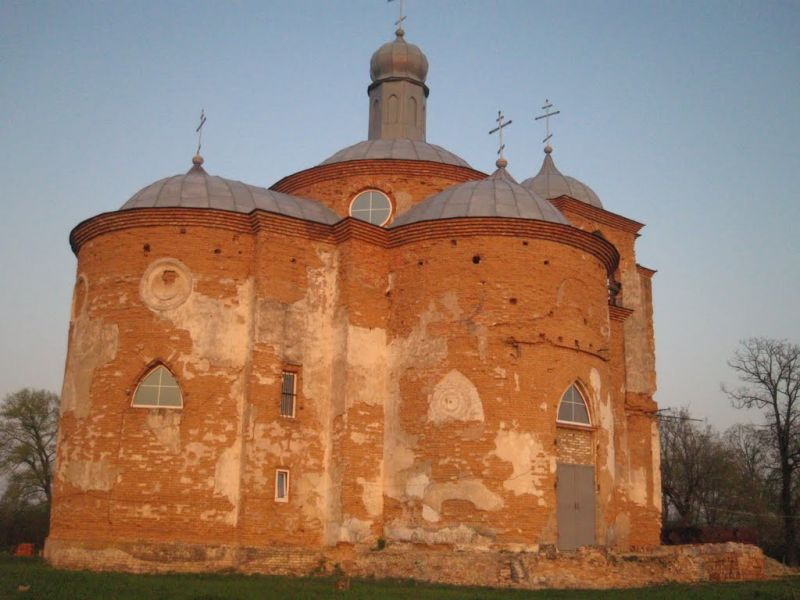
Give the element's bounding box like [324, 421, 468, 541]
[557, 463, 596, 550]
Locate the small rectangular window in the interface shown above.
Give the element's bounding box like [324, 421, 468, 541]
[275, 469, 289, 502]
[280, 371, 296, 418]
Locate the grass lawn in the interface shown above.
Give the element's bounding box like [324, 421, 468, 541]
[1, 555, 799, 599]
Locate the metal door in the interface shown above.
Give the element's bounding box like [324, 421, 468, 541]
[557, 463, 596, 550]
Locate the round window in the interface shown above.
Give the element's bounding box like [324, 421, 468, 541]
[349, 190, 392, 226]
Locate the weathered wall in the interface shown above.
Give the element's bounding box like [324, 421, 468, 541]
[381, 234, 616, 547]
[50, 188, 661, 574]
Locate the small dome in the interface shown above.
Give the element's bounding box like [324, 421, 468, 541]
[390, 166, 569, 228]
[121, 159, 340, 225]
[320, 139, 471, 168]
[521, 150, 603, 209]
[370, 29, 428, 83]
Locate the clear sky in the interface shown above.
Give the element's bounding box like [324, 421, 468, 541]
[1, 1, 798, 430]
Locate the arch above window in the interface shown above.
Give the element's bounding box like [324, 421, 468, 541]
[557, 384, 590, 425]
[132, 365, 183, 408]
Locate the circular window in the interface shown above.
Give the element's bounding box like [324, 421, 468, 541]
[349, 190, 392, 226]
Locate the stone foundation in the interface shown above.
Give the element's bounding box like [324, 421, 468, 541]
[45, 539, 764, 589]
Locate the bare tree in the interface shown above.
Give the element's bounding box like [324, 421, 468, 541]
[724, 338, 800, 565]
[0, 389, 59, 506]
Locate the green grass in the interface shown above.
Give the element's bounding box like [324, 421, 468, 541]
[0, 555, 798, 599]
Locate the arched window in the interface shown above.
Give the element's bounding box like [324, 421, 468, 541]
[557, 384, 590, 425]
[132, 364, 183, 408]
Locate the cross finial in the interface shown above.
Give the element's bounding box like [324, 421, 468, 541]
[388, 0, 406, 35]
[488, 110, 512, 167]
[534, 99, 560, 152]
[195, 108, 207, 157]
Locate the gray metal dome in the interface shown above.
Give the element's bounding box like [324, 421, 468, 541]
[390, 165, 569, 227]
[370, 28, 428, 84]
[121, 157, 340, 225]
[521, 148, 603, 209]
[320, 139, 471, 168]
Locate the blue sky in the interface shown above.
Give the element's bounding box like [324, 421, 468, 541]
[1, 0, 798, 430]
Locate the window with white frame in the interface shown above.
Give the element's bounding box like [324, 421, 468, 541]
[275, 469, 289, 502]
[349, 190, 392, 226]
[280, 371, 296, 418]
[132, 364, 183, 408]
[556, 384, 590, 426]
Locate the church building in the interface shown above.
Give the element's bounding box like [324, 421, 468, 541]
[46, 20, 660, 573]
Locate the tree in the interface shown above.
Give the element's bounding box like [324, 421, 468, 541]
[724, 338, 800, 565]
[0, 389, 59, 506]
[660, 408, 742, 529]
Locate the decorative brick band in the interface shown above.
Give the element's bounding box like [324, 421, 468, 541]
[270, 159, 486, 194]
[70, 210, 620, 275]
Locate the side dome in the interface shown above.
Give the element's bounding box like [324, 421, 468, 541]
[370, 28, 428, 83]
[521, 147, 602, 209]
[320, 139, 471, 168]
[121, 156, 340, 225]
[390, 163, 569, 227]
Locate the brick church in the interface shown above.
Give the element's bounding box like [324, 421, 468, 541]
[46, 19, 660, 573]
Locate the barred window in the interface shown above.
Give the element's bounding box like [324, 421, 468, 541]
[275, 469, 289, 502]
[132, 365, 182, 408]
[557, 384, 590, 425]
[280, 372, 296, 418]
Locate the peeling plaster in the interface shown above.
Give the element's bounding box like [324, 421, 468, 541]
[423, 479, 503, 513]
[386, 521, 493, 546]
[629, 468, 648, 506]
[146, 411, 182, 455]
[356, 477, 383, 517]
[337, 517, 373, 544]
[61, 287, 119, 419]
[62, 459, 119, 491]
[168, 278, 253, 370]
[493, 428, 550, 500]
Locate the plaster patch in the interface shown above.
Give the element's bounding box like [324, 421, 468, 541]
[629, 467, 648, 506]
[427, 370, 484, 424]
[405, 473, 430, 499]
[61, 304, 119, 419]
[345, 326, 387, 408]
[493, 428, 549, 498]
[214, 446, 241, 506]
[385, 521, 493, 546]
[62, 460, 119, 491]
[356, 477, 383, 517]
[422, 504, 441, 522]
[337, 517, 373, 543]
[169, 278, 253, 368]
[651, 421, 662, 510]
[146, 411, 181, 454]
[423, 479, 503, 513]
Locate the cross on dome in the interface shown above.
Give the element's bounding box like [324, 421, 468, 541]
[489, 110, 512, 168]
[388, 0, 406, 35]
[534, 99, 560, 153]
[195, 108, 207, 160]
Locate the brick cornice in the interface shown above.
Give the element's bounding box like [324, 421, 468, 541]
[550, 196, 645, 235]
[270, 159, 487, 195]
[609, 305, 634, 322]
[70, 210, 619, 274]
[636, 264, 657, 278]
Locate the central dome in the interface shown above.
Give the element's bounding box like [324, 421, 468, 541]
[370, 28, 429, 83]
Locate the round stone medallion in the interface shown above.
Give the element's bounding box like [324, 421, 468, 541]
[140, 258, 193, 311]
